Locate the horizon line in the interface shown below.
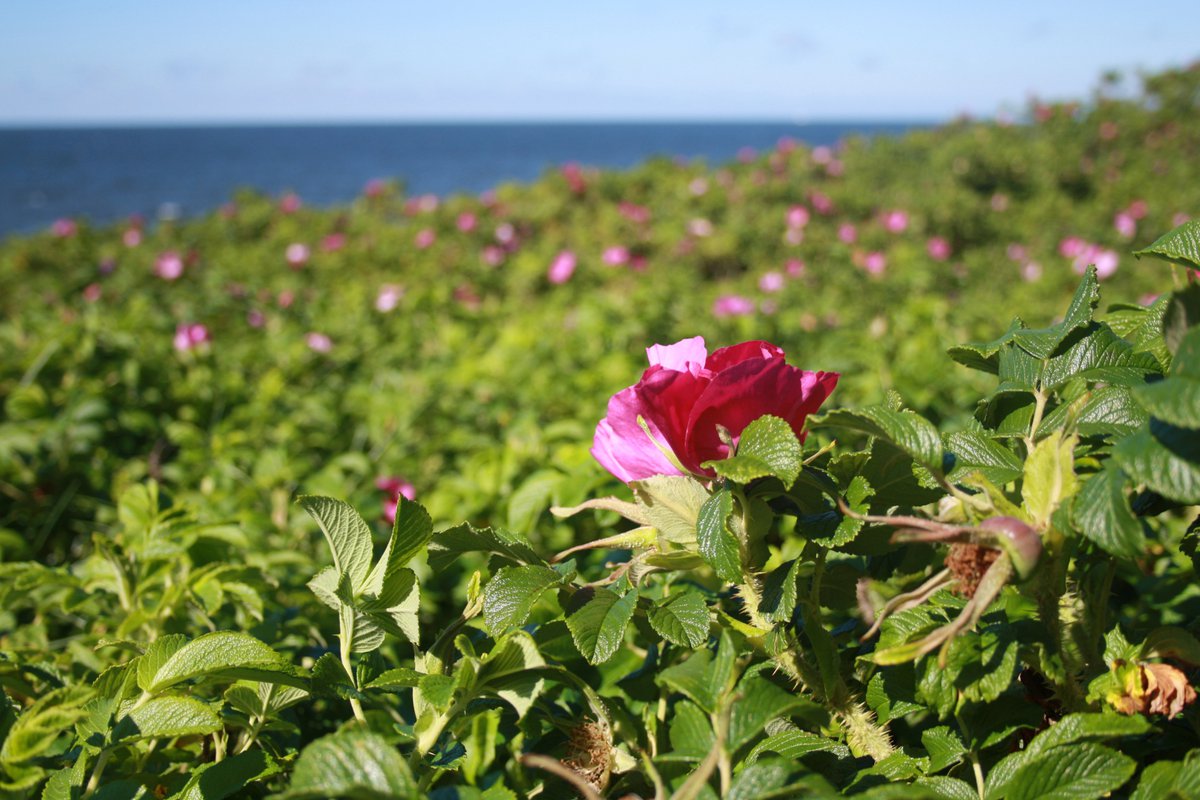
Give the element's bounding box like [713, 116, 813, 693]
[0, 115, 949, 130]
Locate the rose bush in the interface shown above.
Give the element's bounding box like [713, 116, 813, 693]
[590, 335, 839, 482]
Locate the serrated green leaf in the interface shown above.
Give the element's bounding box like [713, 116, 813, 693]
[1134, 327, 1200, 428]
[117, 695, 221, 741]
[1164, 284, 1200, 356]
[1113, 420, 1200, 504]
[647, 590, 710, 647]
[1022, 430, 1078, 529]
[949, 318, 1027, 374]
[696, 488, 741, 582]
[1135, 218, 1200, 270]
[0, 686, 92, 765]
[481, 565, 561, 635]
[277, 730, 416, 799]
[1130, 751, 1200, 800]
[141, 632, 290, 693]
[728, 674, 813, 753]
[1039, 385, 1149, 438]
[427, 524, 543, 572]
[566, 587, 637, 664]
[297, 496, 374, 591]
[668, 700, 715, 758]
[1072, 464, 1145, 558]
[758, 559, 802, 623]
[171, 750, 279, 800]
[474, 632, 546, 718]
[1011, 267, 1099, 359]
[921, 726, 965, 773]
[1005, 742, 1134, 800]
[745, 729, 850, 764]
[810, 406, 945, 478]
[946, 430, 1023, 484]
[418, 674, 456, 711]
[629, 475, 710, 544]
[705, 415, 803, 488]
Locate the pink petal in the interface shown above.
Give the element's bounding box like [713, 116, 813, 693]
[646, 336, 707, 373]
[590, 384, 684, 483]
[705, 341, 785, 373]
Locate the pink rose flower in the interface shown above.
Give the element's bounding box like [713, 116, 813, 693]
[883, 210, 908, 233]
[689, 178, 709, 196]
[1128, 200, 1149, 220]
[173, 323, 209, 352]
[548, 250, 576, 284]
[1174, 213, 1191, 227]
[376, 476, 417, 524]
[786, 205, 810, 229]
[926, 237, 951, 261]
[481, 245, 505, 267]
[376, 284, 405, 312]
[1114, 212, 1136, 239]
[786, 258, 806, 277]
[247, 309, 265, 328]
[602, 246, 630, 266]
[321, 233, 346, 252]
[286, 243, 310, 267]
[457, 212, 477, 232]
[363, 178, 387, 198]
[1059, 236, 1086, 259]
[123, 228, 142, 248]
[810, 191, 834, 215]
[279, 193, 302, 214]
[305, 332, 333, 353]
[713, 295, 755, 318]
[591, 336, 839, 482]
[51, 218, 78, 238]
[838, 223, 857, 244]
[863, 252, 886, 275]
[758, 271, 784, 292]
[415, 228, 436, 249]
[82, 283, 102, 303]
[155, 251, 184, 281]
[688, 218, 713, 237]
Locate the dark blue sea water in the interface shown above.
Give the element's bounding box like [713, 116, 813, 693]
[0, 122, 926, 237]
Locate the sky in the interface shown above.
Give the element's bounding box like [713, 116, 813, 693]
[1, 0, 1197, 124]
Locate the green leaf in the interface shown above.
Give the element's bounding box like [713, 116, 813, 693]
[375, 496, 432, 583]
[1130, 752, 1200, 800]
[949, 318, 1027, 374]
[117, 695, 221, 741]
[1135, 218, 1200, 270]
[945, 430, 1023, 485]
[921, 726, 965, 773]
[1022, 430, 1078, 529]
[1038, 386, 1149, 438]
[696, 488, 741, 582]
[1164, 284, 1200, 356]
[647, 589, 710, 648]
[297, 496, 374, 591]
[745, 729, 850, 764]
[140, 632, 291, 693]
[566, 588, 637, 664]
[1134, 327, 1200, 428]
[1011, 267, 1100, 359]
[1004, 743, 1134, 800]
[728, 673, 814, 753]
[474, 632, 546, 718]
[418, 674, 456, 711]
[810, 406, 945, 478]
[704, 415, 803, 488]
[277, 730, 416, 799]
[668, 700, 716, 758]
[1113, 420, 1200, 504]
[427, 524, 543, 571]
[1072, 464, 1145, 558]
[0, 686, 92, 765]
[758, 559, 802, 623]
[481, 565, 561, 636]
[629, 475, 710, 544]
[656, 634, 735, 714]
[171, 750, 280, 800]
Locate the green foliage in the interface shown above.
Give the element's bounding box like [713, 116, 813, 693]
[2, 65, 1200, 799]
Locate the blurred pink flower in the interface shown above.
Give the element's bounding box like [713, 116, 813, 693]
[1059, 236, 1087, 258]
[990, 193, 1009, 212]
[82, 283, 102, 303]
[321, 233, 346, 252]
[1174, 212, 1191, 227]
[837, 223, 857, 244]
[1093, 249, 1119, 279]
[285, 243, 310, 267]
[51, 218, 78, 237]
[415, 194, 439, 213]
[785, 227, 804, 245]
[1006, 243, 1027, 262]
[548, 250, 576, 284]
[1021, 262, 1043, 282]
[457, 212, 477, 232]
[1099, 121, 1119, 141]
[1114, 212, 1137, 239]
[810, 191, 834, 215]
[688, 218, 713, 237]
[277, 290, 295, 308]
[786, 258, 806, 277]
[786, 205, 810, 229]
[363, 178, 387, 198]
[737, 146, 757, 163]
[759, 271, 784, 292]
[376, 284, 405, 312]
[863, 252, 887, 275]
[415, 228, 436, 249]
[279, 193, 302, 214]
[1128, 199, 1149, 219]
[306, 332, 333, 353]
[495, 223, 516, 245]
[155, 251, 184, 281]
[123, 228, 142, 247]
[777, 136, 797, 153]
[247, 309, 265, 328]
[376, 476, 417, 524]
[562, 162, 587, 194]
[630, 254, 648, 271]
[481, 245, 505, 267]
[602, 246, 630, 266]
[926, 237, 951, 261]
[98, 258, 117, 275]
[173, 323, 209, 352]
[825, 159, 845, 177]
[883, 210, 909, 233]
[713, 294, 755, 318]
[811, 146, 833, 165]
[619, 202, 652, 224]
[688, 177, 709, 196]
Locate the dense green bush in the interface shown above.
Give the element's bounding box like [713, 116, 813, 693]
[1, 64, 1199, 798]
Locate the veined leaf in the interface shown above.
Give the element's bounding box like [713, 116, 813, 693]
[566, 587, 637, 664]
[482, 565, 561, 636]
[297, 496, 374, 592]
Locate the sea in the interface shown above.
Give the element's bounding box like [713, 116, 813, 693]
[0, 122, 926, 237]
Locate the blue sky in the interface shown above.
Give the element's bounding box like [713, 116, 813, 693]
[2, 0, 1197, 123]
